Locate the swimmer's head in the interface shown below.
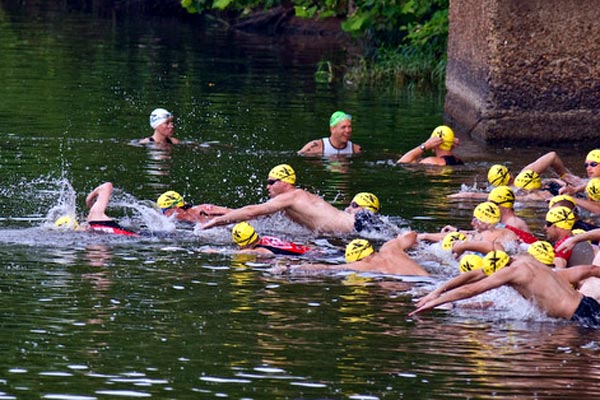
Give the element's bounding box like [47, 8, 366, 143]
[350, 192, 380, 213]
[231, 222, 259, 247]
[149, 108, 172, 129]
[268, 164, 296, 185]
[482, 250, 510, 276]
[157, 191, 185, 213]
[329, 111, 352, 127]
[487, 164, 511, 187]
[586, 178, 600, 202]
[441, 231, 467, 251]
[527, 240, 555, 265]
[514, 169, 542, 190]
[548, 194, 576, 209]
[586, 149, 600, 163]
[488, 186, 515, 209]
[459, 254, 484, 273]
[430, 125, 454, 151]
[545, 206, 575, 230]
[345, 239, 374, 263]
[473, 202, 501, 225]
[54, 215, 79, 230]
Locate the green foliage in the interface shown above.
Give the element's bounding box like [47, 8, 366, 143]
[314, 60, 333, 83]
[180, 0, 449, 86]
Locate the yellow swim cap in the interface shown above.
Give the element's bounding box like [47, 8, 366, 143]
[351, 192, 380, 213]
[430, 125, 455, 151]
[586, 149, 600, 163]
[514, 169, 542, 190]
[586, 178, 600, 201]
[441, 231, 467, 251]
[54, 215, 79, 230]
[268, 164, 296, 185]
[527, 240, 555, 265]
[157, 191, 184, 211]
[473, 202, 501, 225]
[545, 206, 575, 230]
[345, 239, 374, 263]
[572, 228, 586, 236]
[488, 186, 515, 208]
[459, 254, 484, 273]
[231, 222, 259, 247]
[482, 250, 510, 276]
[487, 164, 511, 187]
[548, 194, 576, 209]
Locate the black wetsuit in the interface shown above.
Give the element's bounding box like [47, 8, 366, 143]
[571, 296, 600, 328]
[148, 137, 174, 144]
[441, 155, 464, 166]
[354, 210, 383, 233]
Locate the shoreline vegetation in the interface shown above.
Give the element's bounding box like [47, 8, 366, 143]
[7, 0, 447, 88]
[180, 0, 448, 88]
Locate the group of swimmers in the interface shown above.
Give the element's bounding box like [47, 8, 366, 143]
[54, 107, 600, 328]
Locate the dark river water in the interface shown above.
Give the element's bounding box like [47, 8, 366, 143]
[1, 2, 600, 399]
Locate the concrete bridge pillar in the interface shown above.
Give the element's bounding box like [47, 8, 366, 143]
[444, 0, 600, 145]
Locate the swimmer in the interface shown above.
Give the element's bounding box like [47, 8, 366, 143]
[410, 248, 600, 328]
[54, 182, 138, 236]
[569, 177, 600, 214]
[559, 149, 600, 197]
[298, 111, 361, 156]
[416, 243, 555, 309]
[139, 108, 180, 145]
[418, 202, 519, 255]
[202, 164, 383, 234]
[397, 125, 463, 166]
[231, 221, 312, 256]
[544, 206, 594, 268]
[548, 194, 598, 232]
[157, 191, 231, 224]
[278, 231, 429, 276]
[449, 152, 583, 203]
[487, 186, 537, 244]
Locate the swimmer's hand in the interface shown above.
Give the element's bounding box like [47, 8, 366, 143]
[409, 301, 454, 317]
[425, 136, 444, 149]
[408, 303, 431, 317]
[555, 236, 577, 253]
[417, 233, 438, 242]
[201, 219, 218, 230]
[441, 225, 458, 233]
[414, 290, 442, 308]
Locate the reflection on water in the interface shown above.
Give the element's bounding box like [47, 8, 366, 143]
[1, 2, 600, 398]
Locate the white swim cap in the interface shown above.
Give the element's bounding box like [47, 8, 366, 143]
[149, 108, 172, 129]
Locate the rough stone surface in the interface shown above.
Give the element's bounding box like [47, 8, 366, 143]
[445, 0, 600, 145]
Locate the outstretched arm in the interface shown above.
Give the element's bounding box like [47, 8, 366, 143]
[202, 194, 292, 229]
[86, 182, 113, 221]
[410, 267, 513, 316]
[415, 270, 487, 307]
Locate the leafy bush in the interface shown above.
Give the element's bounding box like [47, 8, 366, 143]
[180, 0, 449, 85]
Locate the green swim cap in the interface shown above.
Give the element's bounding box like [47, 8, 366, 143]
[329, 111, 351, 127]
